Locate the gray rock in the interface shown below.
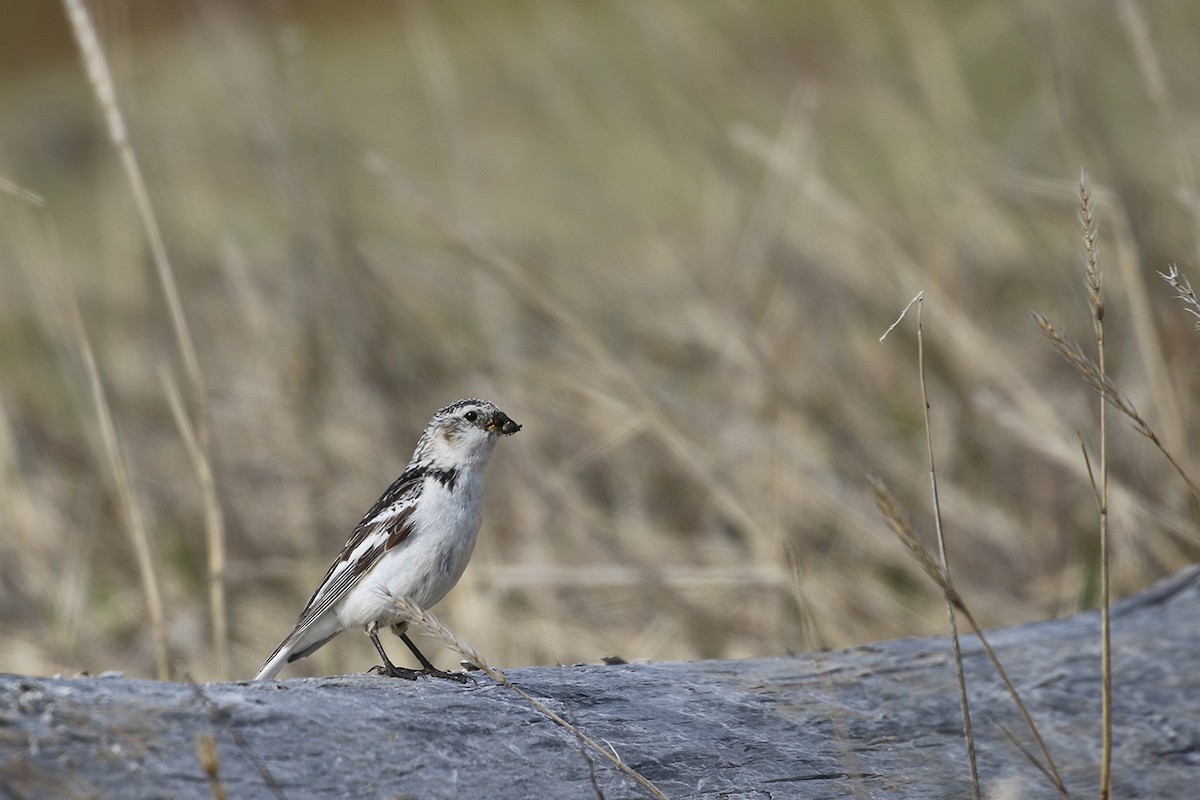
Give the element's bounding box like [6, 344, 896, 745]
[3, 567, 1199, 799]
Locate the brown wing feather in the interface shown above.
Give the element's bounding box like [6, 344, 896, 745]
[270, 465, 426, 658]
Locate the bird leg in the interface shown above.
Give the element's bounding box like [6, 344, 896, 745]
[366, 628, 422, 680]
[399, 631, 468, 684]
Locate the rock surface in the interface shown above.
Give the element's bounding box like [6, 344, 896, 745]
[3, 567, 1200, 799]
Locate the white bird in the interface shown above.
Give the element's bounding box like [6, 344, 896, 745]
[255, 398, 521, 681]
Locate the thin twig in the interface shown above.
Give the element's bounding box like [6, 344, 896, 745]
[386, 594, 669, 800]
[909, 297, 980, 799]
[992, 716, 1059, 787]
[870, 480, 1070, 798]
[555, 665, 608, 800]
[879, 291, 924, 342]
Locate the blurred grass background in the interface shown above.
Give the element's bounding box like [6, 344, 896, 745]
[3, 0, 1200, 682]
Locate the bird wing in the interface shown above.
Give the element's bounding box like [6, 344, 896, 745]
[266, 463, 428, 661]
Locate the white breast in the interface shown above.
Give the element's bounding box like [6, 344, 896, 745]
[335, 468, 485, 630]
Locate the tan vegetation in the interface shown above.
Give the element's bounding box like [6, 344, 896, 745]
[1, 1, 1199, 684]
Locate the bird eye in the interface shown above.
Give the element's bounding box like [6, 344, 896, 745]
[464, 410, 479, 422]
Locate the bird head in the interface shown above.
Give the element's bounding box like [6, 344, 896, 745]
[421, 398, 521, 467]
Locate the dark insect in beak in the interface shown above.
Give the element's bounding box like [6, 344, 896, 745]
[489, 411, 521, 435]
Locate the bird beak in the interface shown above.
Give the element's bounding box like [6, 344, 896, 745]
[488, 411, 521, 435]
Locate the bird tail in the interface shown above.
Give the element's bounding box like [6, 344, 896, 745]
[254, 616, 341, 680]
[254, 643, 293, 681]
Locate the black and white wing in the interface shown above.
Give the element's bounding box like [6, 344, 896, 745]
[255, 463, 428, 678]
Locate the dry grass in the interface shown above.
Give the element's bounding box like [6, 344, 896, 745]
[881, 292, 981, 798]
[194, 733, 227, 800]
[870, 478, 1069, 796]
[1, 1, 1199, 693]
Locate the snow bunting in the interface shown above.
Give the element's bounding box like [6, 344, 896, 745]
[255, 398, 520, 681]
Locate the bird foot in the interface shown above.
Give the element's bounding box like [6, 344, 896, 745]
[368, 664, 423, 680]
[422, 667, 469, 684]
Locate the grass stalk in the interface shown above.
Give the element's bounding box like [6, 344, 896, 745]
[1160, 264, 1200, 327]
[1077, 169, 1113, 800]
[62, 0, 227, 678]
[163, 369, 229, 679]
[61, 0, 204, 398]
[66, 294, 170, 680]
[871, 479, 1070, 798]
[195, 734, 228, 800]
[1031, 312, 1200, 503]
[916, 298, 981, 799]
[881, 292, 979, 798]
[386, 593, 670, 800]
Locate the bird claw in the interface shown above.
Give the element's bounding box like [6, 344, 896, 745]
[368, 664, 422, 680]
[366, 664, 470, 684]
